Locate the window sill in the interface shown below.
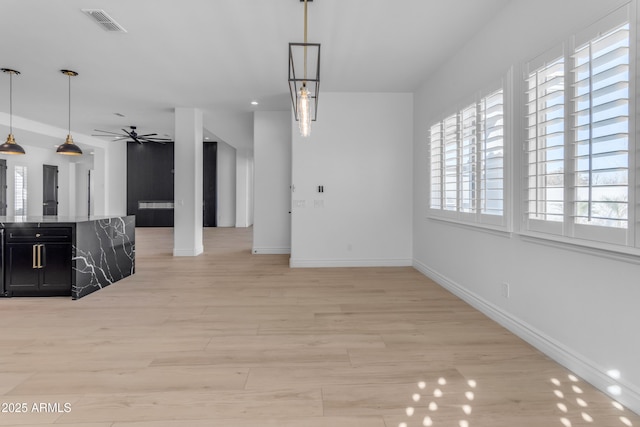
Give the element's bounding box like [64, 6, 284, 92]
[427, 214, 512, 238]
[518, 231, 640, 265]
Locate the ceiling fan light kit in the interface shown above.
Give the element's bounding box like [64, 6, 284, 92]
[1, 68, 27, 155]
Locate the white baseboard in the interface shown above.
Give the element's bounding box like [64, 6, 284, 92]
[290, 258, 412, 268]
[173, 246, 204, 257]
[413, 259, 640, 416]
[252, 247, 291, 254]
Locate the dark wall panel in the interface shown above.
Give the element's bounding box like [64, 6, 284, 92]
[127, 142, 174, 227]
[126, 141, 217, 227]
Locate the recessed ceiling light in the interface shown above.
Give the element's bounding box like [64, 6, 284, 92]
[251, 101, 259, 105]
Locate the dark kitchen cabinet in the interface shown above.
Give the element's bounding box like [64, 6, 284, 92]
[4, 227, 72, 297]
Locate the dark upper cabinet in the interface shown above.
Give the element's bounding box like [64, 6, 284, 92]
[127, 142, 175, 227]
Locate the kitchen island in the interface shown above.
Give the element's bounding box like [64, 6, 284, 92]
[0, 215, 135, 299]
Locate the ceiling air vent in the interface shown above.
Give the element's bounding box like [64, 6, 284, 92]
[81, 9, 127, 33]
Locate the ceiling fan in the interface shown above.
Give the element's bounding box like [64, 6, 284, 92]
[92, 126, 173, 144]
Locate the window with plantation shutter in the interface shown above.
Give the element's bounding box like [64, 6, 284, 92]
[523, 6, 636, 250]
[428, 86, 506, 228]
[572, 23, 629, 231]
[14, 165, 27, 216]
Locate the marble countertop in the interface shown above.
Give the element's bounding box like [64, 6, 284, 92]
[0, 215, 132, 225]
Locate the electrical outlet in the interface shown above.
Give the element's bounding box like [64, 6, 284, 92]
[501, 283, 510, 298]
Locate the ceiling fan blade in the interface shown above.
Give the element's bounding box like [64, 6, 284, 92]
[94, 129, 122, 134]
[93, 129, 125, 136]
[140, 137, 173, 142]
[95, 128, 171, 143]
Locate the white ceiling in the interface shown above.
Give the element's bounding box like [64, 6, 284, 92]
[0, 0, 509, 151]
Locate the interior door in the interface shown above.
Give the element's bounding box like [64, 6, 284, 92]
[43, 165, 58, 216]
[203, 141, 217, 227]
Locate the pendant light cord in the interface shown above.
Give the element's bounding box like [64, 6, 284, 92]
[9, 71, 13, 134]
[303, 0, 308, 84]
[68, 73, 71, 135]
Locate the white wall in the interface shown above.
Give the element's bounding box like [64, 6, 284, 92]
[413, 0, 640, 413]
[216, 141, 237, 227]
[1, 144, 113, 219]
[206, 111, 254, 229]
[205, 111, 254, 150]
[235, 148, 254, 228]
[0, 114, 115, 217]
[105, 141, 126, 216]
[3, 145, 74, 217]
[291, 92, 413, 267]
[253, 111, 291, 254]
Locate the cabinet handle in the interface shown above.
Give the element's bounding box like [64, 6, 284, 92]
[40, 244, 46, 269]
[32, 244, 45, 269]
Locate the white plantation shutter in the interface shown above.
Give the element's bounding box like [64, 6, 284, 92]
[526, 57, 565, 227]
[443, 114, 459, 211]
[428, 86, 506, 227]
[460, 105, 477, 213]
[523, 6, 636, 249]
[429, 123, 443, 210]
[572, 23, 630, 231]
[14, 166, 27, 216]
[480, 89, 505, 216]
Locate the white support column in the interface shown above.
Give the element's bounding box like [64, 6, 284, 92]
[173, 107, 204, 256]
[235, 148, 254, 227]
[91, 147, 107, 216]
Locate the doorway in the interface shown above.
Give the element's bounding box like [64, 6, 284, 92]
[43, 164, 58, 216]
[203, 141, 217, 227]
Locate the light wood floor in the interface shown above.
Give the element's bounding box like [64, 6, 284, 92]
[0, 227, 638, 427]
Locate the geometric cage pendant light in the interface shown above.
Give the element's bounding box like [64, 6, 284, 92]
[288, 0, 320, 138]
[0, 68, 26, 155]
[57, 69, 83, 156]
